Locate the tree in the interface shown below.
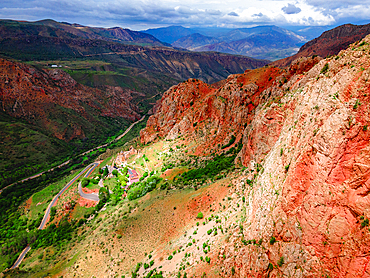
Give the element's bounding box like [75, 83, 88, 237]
[103, 167, 109, 177]
[99, 187, 110, 203]
[81, 178, 90, 187]
[112, 169, 119, 177]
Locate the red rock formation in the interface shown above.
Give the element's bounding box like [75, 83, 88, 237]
[140, 35, 370, 277]
[0, 58, 140, 141]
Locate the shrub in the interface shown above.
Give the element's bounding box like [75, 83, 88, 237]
[231, 266, 235, 275]
[320, 63, 329, 74]
[205, 256, 210, 263]
[168, 255, 173, 260]
[269, 236, 276, 245]
[285, 164, 290, 172]
[277, 256, 284, 267]
[361, 218, 369, 227]
[81, 178, 90, 188]
[197, 212, 203, 219]
[221, 135, 236, 149]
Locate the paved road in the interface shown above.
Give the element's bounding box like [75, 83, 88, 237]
[11, 245, 31, 270]
[11, 162, 99, 269]
[1, 115, 146, 195]
[38, 162, 99, 230]
[78, 165, 100, 201]
[10, 115, 146, 269]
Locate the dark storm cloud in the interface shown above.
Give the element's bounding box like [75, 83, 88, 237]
[282, 3, 301, 14]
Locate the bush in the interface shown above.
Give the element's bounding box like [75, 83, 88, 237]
[320, 63, 329, 74]
[221, 135, 236, 149]
[205, 256, 210, 263]
[268, 262, 273, 271]
[196, 212, 203, 219]
[269, 236, 276, 245]
[81, 178, 90, 188]
[277, 256, 284, 267]
[127, 175, 162, 200]
[361, 218, 369, 227]
[168, 255, 173, 260]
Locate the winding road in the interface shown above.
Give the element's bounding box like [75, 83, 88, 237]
[10, 115, 146, 269]
[11, 162, 99, 269]
[38, 162, 100, 230]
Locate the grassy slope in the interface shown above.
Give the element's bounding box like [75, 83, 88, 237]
[3, 131, 244, 277]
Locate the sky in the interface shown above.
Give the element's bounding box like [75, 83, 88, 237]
[0, 0, 370, 30]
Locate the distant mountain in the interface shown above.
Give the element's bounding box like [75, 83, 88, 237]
[172, 33, 220, 50]
[193, 28, 305, 60]
[287, 25, 333, 40]
[160, 25, 306, 61]
[142, 25, 196, 44]
[220, 25, 305, 43]
[272, 23, 370, 67]
[0, 19, 169, 47]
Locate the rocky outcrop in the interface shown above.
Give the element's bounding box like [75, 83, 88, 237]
[141, 57, 320, 155]
[140, 35, 370, 276]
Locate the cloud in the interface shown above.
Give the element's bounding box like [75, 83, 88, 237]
[0, 0, 368, 29]
[282, 3, 301, 14]
[228, 12, 239, 17]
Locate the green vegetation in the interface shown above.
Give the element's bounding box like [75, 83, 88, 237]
[277, 256, 285, 267]
[197, 212, 204, 219]
[127, 175, 163, 200]
[221, 135, 236, 149]
[0, 107, 130, 189]
[320, 63, 329, 74]
[361, 218, 369, 227]
[32, 218, 75, 248]
[176, 151, 239, 184]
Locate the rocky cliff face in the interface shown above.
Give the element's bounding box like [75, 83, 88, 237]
[0, 58, 140, 141]
[141, 35, 370, 276]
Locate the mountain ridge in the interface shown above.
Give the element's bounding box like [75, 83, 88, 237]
[139, 34, 370, 277]
[272, 23, 370, 67]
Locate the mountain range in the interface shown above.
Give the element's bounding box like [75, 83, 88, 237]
[144, 25, 307, 60]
